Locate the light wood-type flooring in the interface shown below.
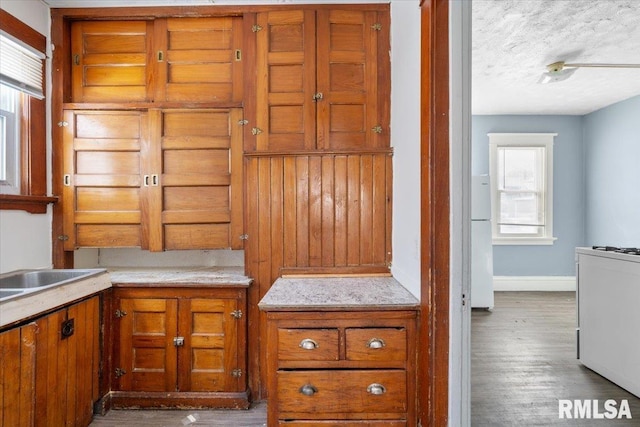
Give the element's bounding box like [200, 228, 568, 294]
[90, 292, 639, 426]
[472, 291, 640, 426]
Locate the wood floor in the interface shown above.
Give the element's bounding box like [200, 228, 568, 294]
[472, 291, 640, 426]
[90, 292, 639, 426]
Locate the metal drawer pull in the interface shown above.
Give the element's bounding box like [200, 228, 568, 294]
[367, 383, 386, 395]
[367, 338, 386, 349]
[299, 338, 318, 350]
[299, 384, 318, 396]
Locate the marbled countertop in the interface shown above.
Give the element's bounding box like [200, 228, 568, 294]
[109, 266, 252, 287]
[258, 275, 419, 311]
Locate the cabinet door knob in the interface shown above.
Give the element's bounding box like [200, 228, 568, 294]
[367, 383, 386, 395]
[299, 384, 318, 396]
[299, 338, 318, 350]
[367, 338, 386, 349]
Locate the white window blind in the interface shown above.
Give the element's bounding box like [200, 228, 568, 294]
[0, 33, 45, 99]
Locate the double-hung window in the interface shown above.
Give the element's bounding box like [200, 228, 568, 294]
[488, 133, 556, 245]
[0, 9, 52, 213]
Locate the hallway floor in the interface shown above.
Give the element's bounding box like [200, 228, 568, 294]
[472, 291, 640, 426]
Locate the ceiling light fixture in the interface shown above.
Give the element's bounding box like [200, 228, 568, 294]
[538, 61, 640, 84]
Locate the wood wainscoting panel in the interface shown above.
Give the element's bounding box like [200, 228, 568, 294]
[245, 152, 392, 396]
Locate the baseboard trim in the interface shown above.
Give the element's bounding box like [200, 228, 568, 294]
[493, 276, 576, 291]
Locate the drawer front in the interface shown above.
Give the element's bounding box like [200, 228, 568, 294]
[346, 328, 407, 362]
[279, 421, 406, 426]
[277, 370, 407, 415]
[278, 329, 339, 361]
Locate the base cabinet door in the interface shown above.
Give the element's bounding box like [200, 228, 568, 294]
[111, 286, 248, 408]
[0, 296, 101, 427]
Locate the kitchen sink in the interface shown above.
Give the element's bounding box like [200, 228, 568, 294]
[0, 269, 106, 290]
[0, 289, 25, 299]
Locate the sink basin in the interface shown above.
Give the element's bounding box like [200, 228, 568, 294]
[0, 269, 106, 290]
[0, 289, 24, 299]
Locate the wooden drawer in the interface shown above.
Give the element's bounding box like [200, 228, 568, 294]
[278, 329, 339, 361]
[346, 328, 407, 362]
[277, 370, 407, 415]
[279, 421, 406, 426]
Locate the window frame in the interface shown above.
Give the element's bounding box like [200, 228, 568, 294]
[0, 9, 56, 213]
[488, 132, 557, 245]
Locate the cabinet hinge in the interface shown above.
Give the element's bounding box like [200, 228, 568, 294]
[239, 234, 249, 240]
[57, 235, 69, 241]
[73, 54, 80, 65]
[251, 127, 263, 136]
[231, 368, 243, 378]
[371, 23, 382, 31]
[231, 310, 243, 319]
[57, 121, 68, 127]
[114, 368, 127, 378]
[115, 309, 128, 318]
[252, 24, 263, 32]
[462, 293, 467, 306]
[238, 119, 249, 126]
[372, 125, 383, 134]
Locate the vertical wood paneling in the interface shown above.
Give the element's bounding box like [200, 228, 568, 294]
[334, 156, 348, 266]
[346, 155, 361, 266]
[359, 155, 374, 265]
[282, 157, 297, 268]
[321, 156, 335, 265]
[246, 152, 392, 398]
[294, 157, 310, 266]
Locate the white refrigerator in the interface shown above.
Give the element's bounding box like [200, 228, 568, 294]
[471, 175, 494, 309]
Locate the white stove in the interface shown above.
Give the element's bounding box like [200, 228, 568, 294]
[576, 247, 640, 398]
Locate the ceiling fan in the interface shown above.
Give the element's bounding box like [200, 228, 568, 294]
[538, 61, 640, 83]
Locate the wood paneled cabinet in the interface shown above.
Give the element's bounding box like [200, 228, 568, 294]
[110, 286, 248, 408]
[62, 108, 244, 251]
[251, 7, 390, 152]
[265, 310, 417, 425]
[0, 296, 101, 427]
[70, 17, 243, 104]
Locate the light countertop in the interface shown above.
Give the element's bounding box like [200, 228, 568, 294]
[109, 266, 252, 287]
[258, 275, 419, 311]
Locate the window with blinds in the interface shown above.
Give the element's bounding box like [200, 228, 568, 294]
[0, 31, 45, 195]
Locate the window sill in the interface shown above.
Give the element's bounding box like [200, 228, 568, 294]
[492, 236, 557, 246]
[0, 194, 58, 214]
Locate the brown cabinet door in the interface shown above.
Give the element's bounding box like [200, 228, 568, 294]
[148, 108, 244, 251]
[71, 21, 153, 103]
[254, 10, 317, 152]
[0, 324, 36, 427]
[114, 297, 179, 392]
[252, 8, 389, 152]
[62, 110, 148, 250]
[154, 17, 243, 103]
[177, 298, 244, 392]
[316, 10, 388, 150]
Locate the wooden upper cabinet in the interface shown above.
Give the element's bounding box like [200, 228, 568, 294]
[62, 110, 147, 250]
[147, 108, 244, 251]
[62, 108, 244, 251]
[70, 17, 243, 104]
[71, 21, 153, 103]
[252, 7, 390, 152]
[154, 17, 243, 103]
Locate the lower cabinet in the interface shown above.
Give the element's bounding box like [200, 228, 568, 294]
[110, 285, 248, 408]
[265, 310, 418, 426]
[0, 295, 101, 427]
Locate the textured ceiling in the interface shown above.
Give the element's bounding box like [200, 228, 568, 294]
[472, 0, 640, 115]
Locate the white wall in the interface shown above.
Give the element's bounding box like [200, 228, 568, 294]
[390, 0, 421, 298]
[0, 1, 52, 274]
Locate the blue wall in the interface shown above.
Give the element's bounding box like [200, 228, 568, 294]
[472, 115, 584, 276]
[583, 96, 640, 246]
